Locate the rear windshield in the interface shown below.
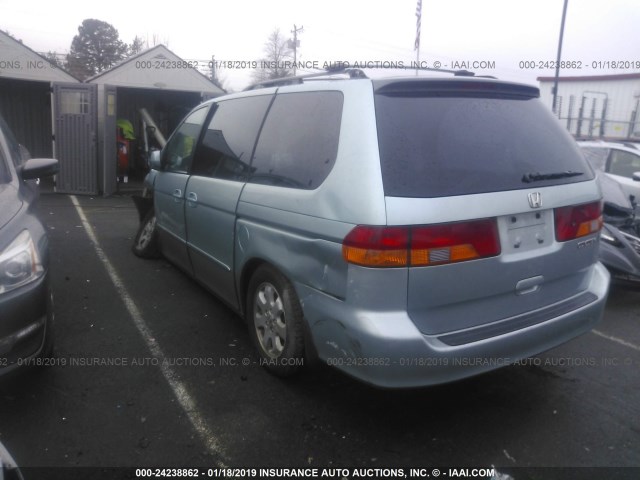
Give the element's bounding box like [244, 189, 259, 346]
[375, 90, 594, 198]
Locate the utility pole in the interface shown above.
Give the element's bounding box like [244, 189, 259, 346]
[290, 24, 304, 75]
[210, 55, 216, 81]
[552, 0, 569, 115]
[415, 0, 422, 76]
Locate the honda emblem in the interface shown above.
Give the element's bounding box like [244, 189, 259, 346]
[528, 192, 542, 209]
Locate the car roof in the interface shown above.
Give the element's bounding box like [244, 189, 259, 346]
[243, 67, 539, 97]
[577, 140, 640, 154]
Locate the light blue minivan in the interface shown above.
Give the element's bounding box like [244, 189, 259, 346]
[133, 70, 609, 388]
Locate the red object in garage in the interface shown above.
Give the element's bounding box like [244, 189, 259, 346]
[117, 135, 129, 183]
[116, 118, 135, 183]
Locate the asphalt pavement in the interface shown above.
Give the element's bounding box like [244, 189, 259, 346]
[0, 189, 639, 480]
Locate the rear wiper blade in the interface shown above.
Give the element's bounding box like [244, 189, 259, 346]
[522, 171, 584, 183]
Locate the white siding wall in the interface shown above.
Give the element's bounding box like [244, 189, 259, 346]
[538, 76, 640, 139]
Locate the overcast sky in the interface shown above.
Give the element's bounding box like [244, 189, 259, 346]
[2, 0, 639, 91]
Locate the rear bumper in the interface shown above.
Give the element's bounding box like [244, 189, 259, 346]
[300, 262, 610, 388]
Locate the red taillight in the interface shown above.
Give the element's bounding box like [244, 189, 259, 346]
[411, 219, 501, 266]
[342, 219, 501, 267]
[554, 201, 603, 242]
[342, 226, 409, 267]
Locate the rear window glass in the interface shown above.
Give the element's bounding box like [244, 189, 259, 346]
[249, 91, 343, 190]
[375, 91, 594, 198]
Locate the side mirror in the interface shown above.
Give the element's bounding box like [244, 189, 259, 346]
[21, 158, 59, 180]
[0, 440, 24, 480]
[18, 144, 31, 163]
[633, 172, 640, 182]
[149, 150, 162, 170]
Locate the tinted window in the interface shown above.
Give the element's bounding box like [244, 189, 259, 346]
[0, 115, 18, 183]
[0, 145, 10, 184]
[580, 147, 609, 171]
[0, 113, 23, 169]
[162, 106, 210, 173]
[192, 95, 273, 180]
[250, 91, 343, 189]
[375, 92, 594, 198]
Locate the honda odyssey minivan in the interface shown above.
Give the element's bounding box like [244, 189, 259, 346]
[133, 69, 609, 387]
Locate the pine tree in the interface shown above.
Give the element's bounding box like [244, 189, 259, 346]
[66, 19, 128, 80]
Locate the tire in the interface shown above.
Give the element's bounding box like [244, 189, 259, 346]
[246, 265, 305, 377]
[132, 208, 160, 258]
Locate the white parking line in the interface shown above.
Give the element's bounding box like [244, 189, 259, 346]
[592, 329, 640, 352]
[70, 195, 227, 464]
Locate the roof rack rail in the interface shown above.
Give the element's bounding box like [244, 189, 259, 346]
[244, 64, 496, 91]
[244, 67, 368, 91]
[384, 65, 497, 79]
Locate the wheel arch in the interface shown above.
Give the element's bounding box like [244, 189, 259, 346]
[238, 257, 320, 364]
[238, 257, 270, 318]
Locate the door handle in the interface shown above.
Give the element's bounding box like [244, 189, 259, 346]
[186, 192, 198, 206]
[515, 276, 543, 295]
[172, 189, 182, 202]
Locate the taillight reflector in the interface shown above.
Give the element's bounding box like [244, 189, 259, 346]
[411, 220, 501, 266]
[554, 201, 602, 242]
[342, 219, 501, 268]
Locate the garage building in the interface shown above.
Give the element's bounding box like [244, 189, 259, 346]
[88, 45, 224, 195]
[0, 30, 79, 159]
[1, 31, 224, 196]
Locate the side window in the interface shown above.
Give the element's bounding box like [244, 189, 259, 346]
[0, 114, 25, 170]
[192, 95, 273, 180]
[162, 106, 210, 174]
[0, 143, 10, 184]
[250, 91, 343, 190]
[608, 149, 640, 178]
[580, 147, 608, 172]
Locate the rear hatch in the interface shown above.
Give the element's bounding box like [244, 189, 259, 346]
[373, 78, 601, 340]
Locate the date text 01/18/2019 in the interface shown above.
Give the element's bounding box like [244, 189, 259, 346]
[518, 60, 640, 70]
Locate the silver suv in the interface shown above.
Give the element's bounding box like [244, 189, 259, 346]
[133, 70, 610, 388]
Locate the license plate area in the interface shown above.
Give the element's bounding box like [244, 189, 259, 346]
[499, 209, 554, 254]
